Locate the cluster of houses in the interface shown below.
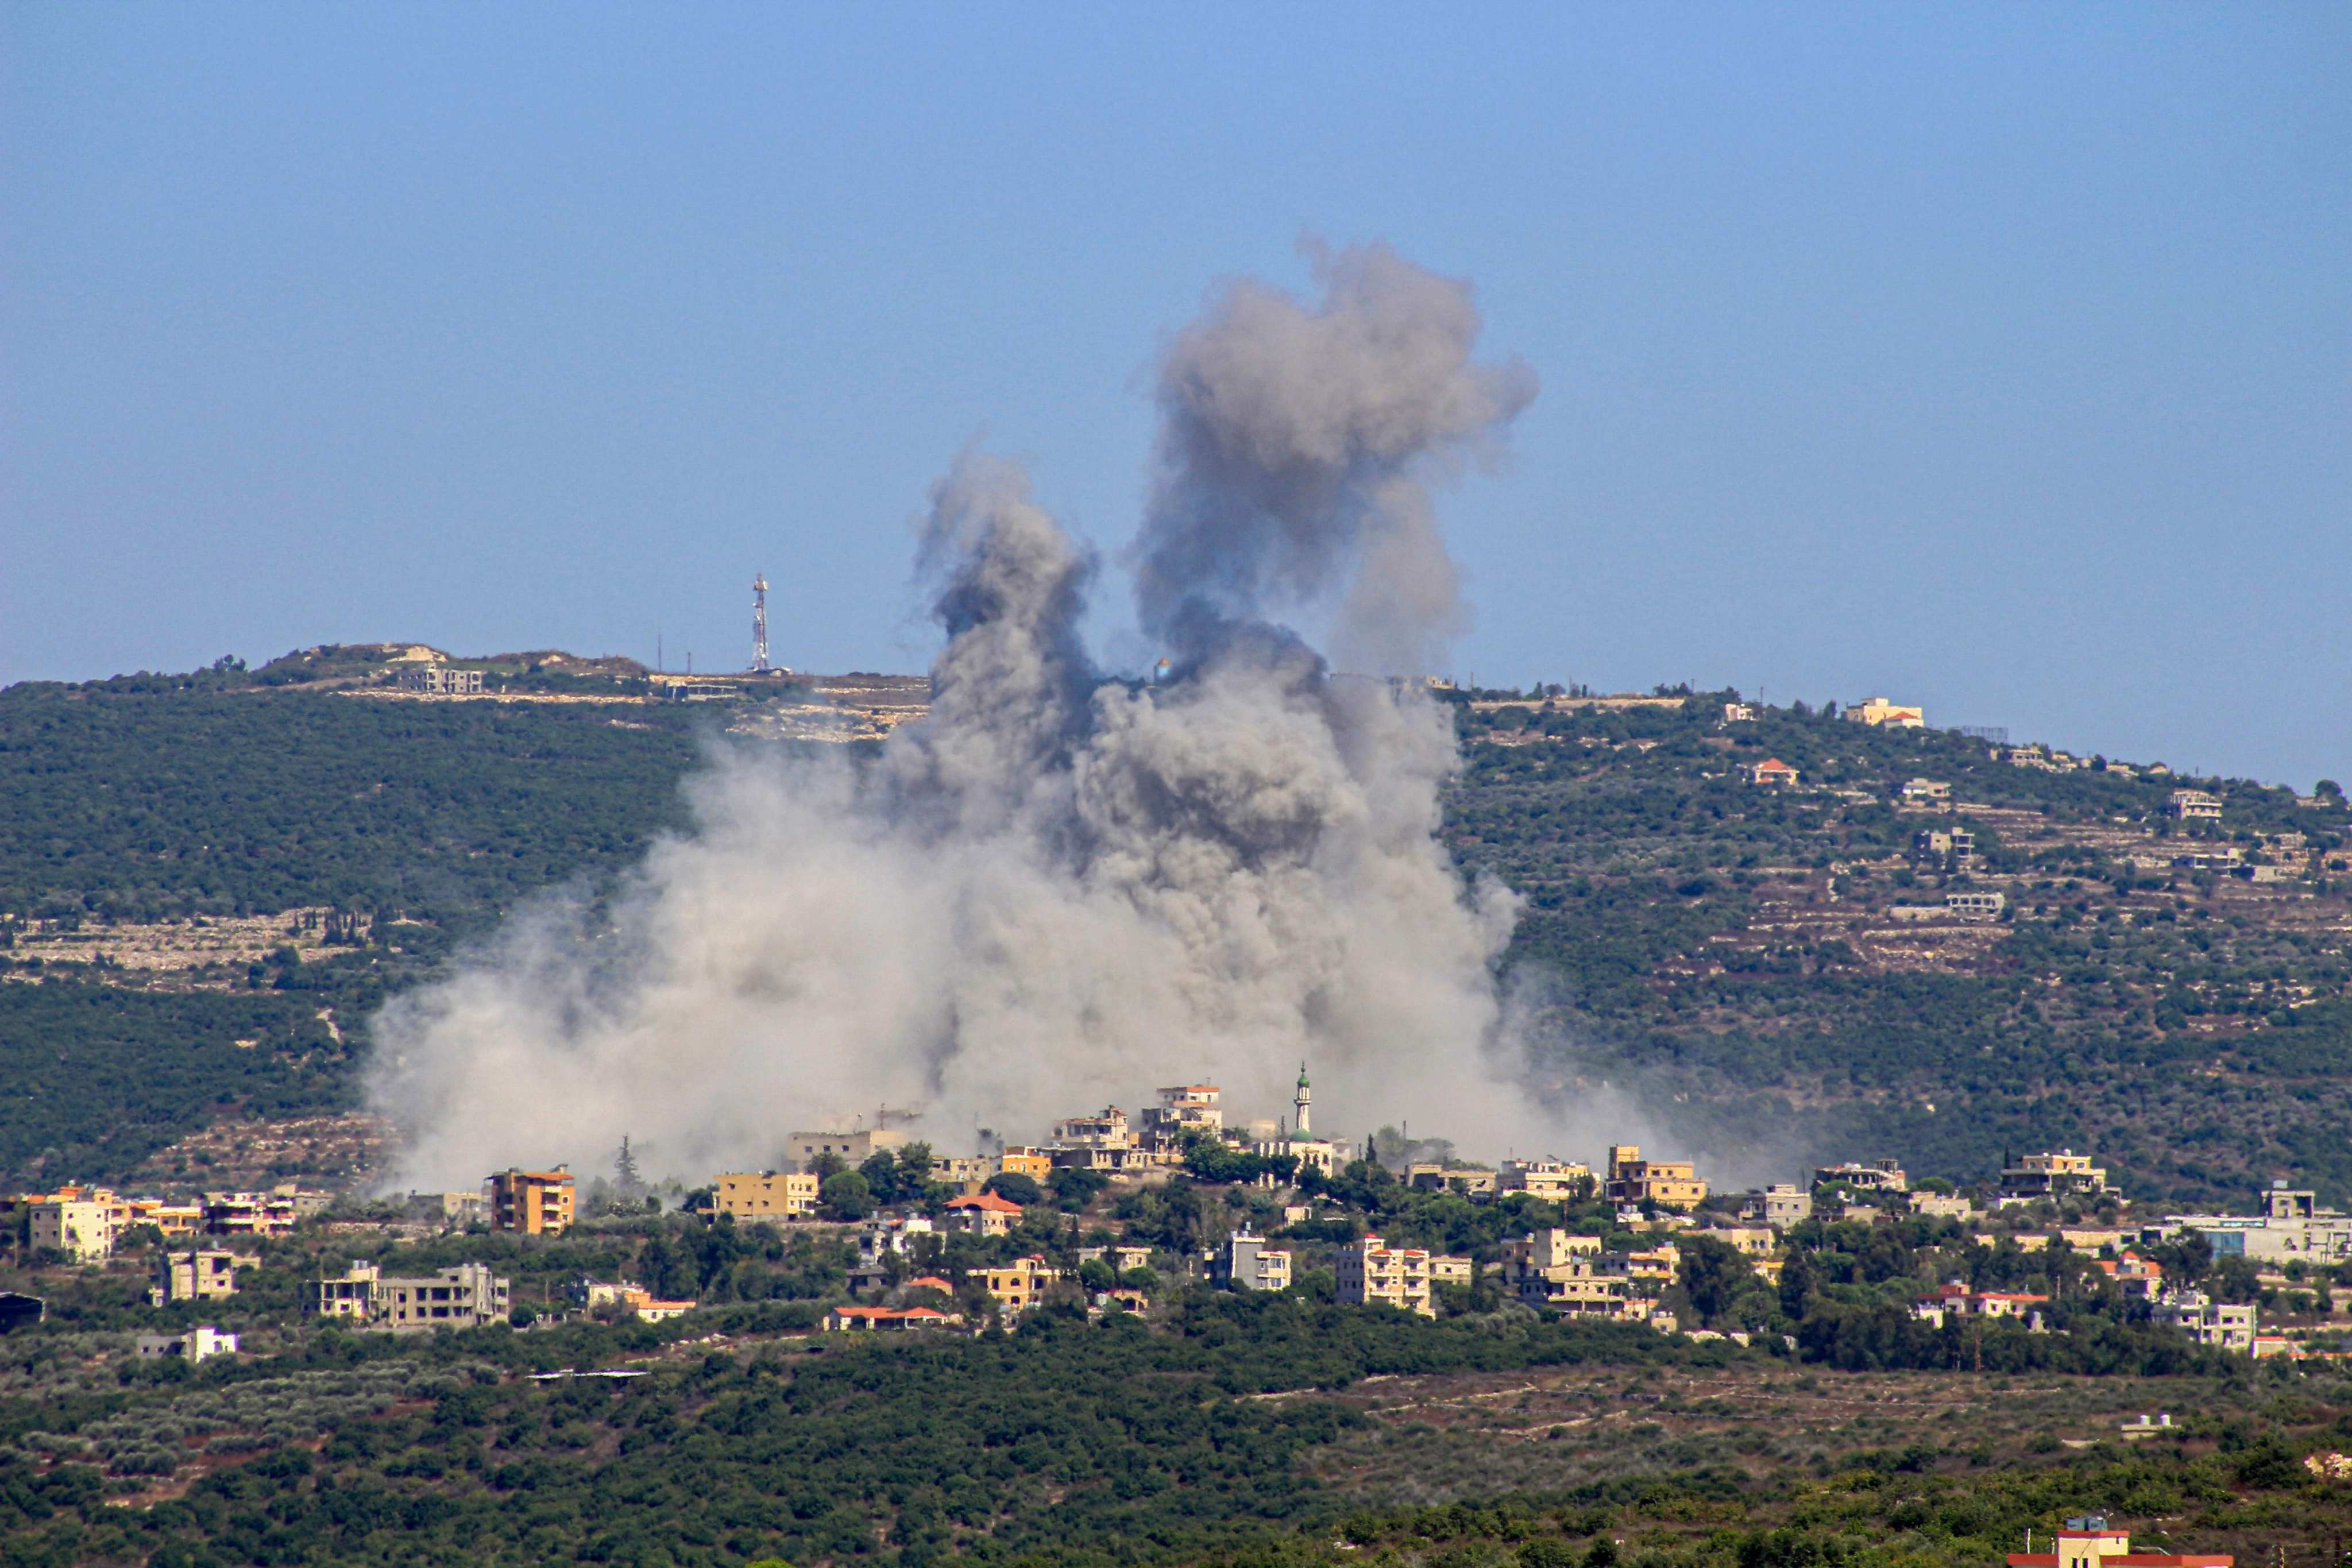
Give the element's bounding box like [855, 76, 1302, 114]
[10, 1066, 2343, 1360]
[0, 1167, 585, 1343]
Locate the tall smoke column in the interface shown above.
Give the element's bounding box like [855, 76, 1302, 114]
[369, 243, 1570, 1187]
[1137, 239, 1538, 677]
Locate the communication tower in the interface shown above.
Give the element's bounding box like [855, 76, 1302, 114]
[751, 574, 771, 673]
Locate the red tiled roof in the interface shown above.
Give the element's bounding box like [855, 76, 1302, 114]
[905, 1276, 956, 1292]
[832, 1305, 953, 1323]
[948, 1192, 1023, 1214]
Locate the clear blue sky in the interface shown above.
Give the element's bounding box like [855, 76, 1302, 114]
[5, 6, 2346, 786]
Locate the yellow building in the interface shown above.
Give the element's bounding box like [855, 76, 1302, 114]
[976, 1255, 1060, 1311]
[1605, 1146, 1707, 1210]
[1336, 1235, 1434, 1317]
[31, 1198, 117, 1264]
[1999, 1149, 2117, 1199]
[1846, 696, 1925, 728]
[998, 1146, 1054, 1181]
[1500, 1230, 1655, 1320]
[486, 1167, 576, 1236]
[714, 1171, 819, 1222]
[127, 1199, 203, 1237]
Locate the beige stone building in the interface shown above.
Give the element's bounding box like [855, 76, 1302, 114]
[1999, 1150, 2117, 1199]
[1500, 1229, 1656, 1319]
[976, 1255, 1060, 1312]
[1847, 696, 1925, 728]
[1605, 1146, 1707, 1210]
[31, 1199, 116, 1263]
[715, 1171, 820, 1222]
[302, 1261, 511, 1331]
[1336, 1234, 1434, 1317]
[150, 1249, 241, 1306]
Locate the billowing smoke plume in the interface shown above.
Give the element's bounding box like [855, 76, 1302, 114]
[370, 243, 1596, 1187]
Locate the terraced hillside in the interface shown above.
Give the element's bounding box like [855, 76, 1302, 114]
[2, 655, 2347, 1202]
[1446, 692, 2352, 1204]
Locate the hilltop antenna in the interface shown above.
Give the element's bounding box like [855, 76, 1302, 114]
[751, 574, 771, 673]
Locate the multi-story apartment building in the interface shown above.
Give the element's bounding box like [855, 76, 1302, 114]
[1500, 1230, 1651, 1319]
[2168, 789, 2224, 822]
[715, 1171, 820, 1222]
[200, 1190, 301, 1239]
[374, 1263, 511, 1332]
[1913, 827, 1977, 868]
[305, 1262, 381, 1319]
[1999, 1150, 2117, 1200]
[1605, 1146, 1707, 1210]
[1743, 1184, 1813, 1229]
[486, 1167, 576, 1235]
[397, 665, 484, 695]
[1211, 1230, 1292, 1292]
[1140, 1086, 1223, 1144]
[150, 1249, 240, 1306]
[1336, 1235, 1434, 1318]
[30, 1198, 117, 1263]
[1050, 1107, 1131, 1150]
[2153, 1291, 2256, 1354]
[304, 1262, 512, 1332]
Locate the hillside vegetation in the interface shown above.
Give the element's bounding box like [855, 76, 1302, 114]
[1443, 692, 2352, 1205]
[3, 662, 2349, 1202]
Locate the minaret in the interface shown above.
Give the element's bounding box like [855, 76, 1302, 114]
[1293, 1061, 1311, 1138]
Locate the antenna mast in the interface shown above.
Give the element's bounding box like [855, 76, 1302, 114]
[751, 573, 771, 673]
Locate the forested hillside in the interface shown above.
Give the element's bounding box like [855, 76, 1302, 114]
[3, 660, 2349, 1202]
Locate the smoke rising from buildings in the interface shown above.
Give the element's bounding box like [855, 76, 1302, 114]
[370, 242, 1628, 1187]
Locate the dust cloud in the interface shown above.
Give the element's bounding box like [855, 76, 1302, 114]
[369, 242, 1651, 1188]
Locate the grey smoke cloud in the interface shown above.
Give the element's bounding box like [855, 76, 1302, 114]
[1137, 240, 1539, 677]
[368, 245, 1646, 1189]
